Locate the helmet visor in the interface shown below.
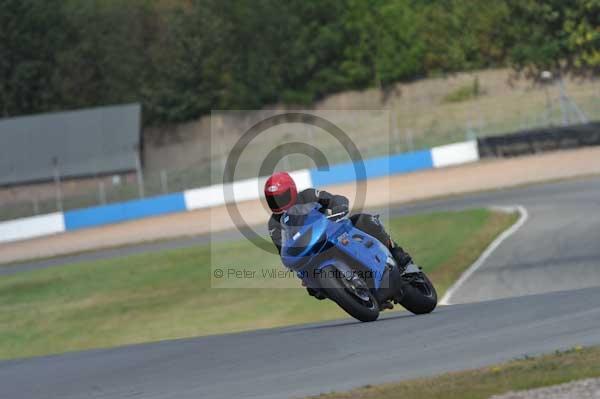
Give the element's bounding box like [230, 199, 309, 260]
[266, 188, 292, 211]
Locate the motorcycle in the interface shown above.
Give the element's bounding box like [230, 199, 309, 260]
[280, 202, 437, 322]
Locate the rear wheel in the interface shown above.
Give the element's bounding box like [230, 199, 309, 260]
[399, 272, 437, 314]
[318, 266, 380, 322]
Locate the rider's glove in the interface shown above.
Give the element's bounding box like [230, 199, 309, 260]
[331, 205, 349, 219]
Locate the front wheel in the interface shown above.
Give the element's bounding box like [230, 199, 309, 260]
[318, 266, 380, 322]
[399, 272, 437, 315]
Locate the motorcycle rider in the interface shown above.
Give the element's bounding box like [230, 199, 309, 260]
[264, 171, 413, 298]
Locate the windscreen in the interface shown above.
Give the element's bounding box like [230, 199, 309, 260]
[281, 202, 322, 256]
[282, 202, 319, 228]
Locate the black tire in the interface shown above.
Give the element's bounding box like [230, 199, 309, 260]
[399, 272, 437, 315]
[318, 266, 380, 322]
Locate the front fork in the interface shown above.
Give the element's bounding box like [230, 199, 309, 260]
[375, 261, 422, 304]
[403, 262, 421, 275]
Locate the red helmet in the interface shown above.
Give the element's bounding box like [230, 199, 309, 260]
[264, 172, 297, 213]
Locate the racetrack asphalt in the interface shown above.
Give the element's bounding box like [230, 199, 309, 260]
[2, 176, 600, 398]
[386, 175, 600, 303]
[2, 287, 600, 399]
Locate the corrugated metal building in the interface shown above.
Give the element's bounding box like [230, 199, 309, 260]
[0, 104, 141, 186]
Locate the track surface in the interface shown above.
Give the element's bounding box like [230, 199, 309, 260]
[391, 176, 600, 303]
[2, 177, 600, 398]
[2, 288, 600, 399]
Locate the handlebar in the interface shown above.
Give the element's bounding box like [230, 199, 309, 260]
[326, 211, 348, 222]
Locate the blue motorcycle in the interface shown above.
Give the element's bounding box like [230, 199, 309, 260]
[280, 202, 437, 322]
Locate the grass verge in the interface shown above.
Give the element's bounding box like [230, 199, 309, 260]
[308, 346, 600, 399]
[0, 208, 516, 360]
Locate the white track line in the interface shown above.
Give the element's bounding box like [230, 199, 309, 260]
[439, 205, 529, 305]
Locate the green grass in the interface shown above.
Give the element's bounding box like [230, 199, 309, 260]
[309, 346, 600, 399]
[0, 208, 516, 360]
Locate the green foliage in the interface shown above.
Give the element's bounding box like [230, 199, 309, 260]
[565, 0, 600, 68]
[0, 0, 597, 126]
[417, 0, 511, 73]
[341, 0, 425, 88]
[60, 0, 158, 109]
[506, 0, 600, 76]
[0, 0, 71, 117]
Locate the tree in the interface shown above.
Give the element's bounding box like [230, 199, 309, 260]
[280, 0, 350, 103]
[340, 0, 424, 89]
[506, 0, 600, 76]
[0, 0, 71, 117]
[417, 0, 510, 74]
[563, 0, 600, 71]
[1, 0, 596, 126]
[59, 0, 158, 110]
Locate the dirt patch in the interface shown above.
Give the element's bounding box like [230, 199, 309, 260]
[2, 146, 600, 264]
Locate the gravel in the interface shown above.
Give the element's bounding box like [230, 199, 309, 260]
[491, 378, 600, 399]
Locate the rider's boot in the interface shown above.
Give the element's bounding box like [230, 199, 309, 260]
[302, 279, 326, 300]
[306, 287, 327, 300]
[389, 240, 413, 270]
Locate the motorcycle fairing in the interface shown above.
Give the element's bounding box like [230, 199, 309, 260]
[280, 203, 391, 290]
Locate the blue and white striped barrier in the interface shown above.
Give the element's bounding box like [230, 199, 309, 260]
[0, 140, 479, 244]
[309, 149, 434, 187]
[64, 193, 187, 231]
[0, 212, 65, 243]
[183, 169, 313, 210]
